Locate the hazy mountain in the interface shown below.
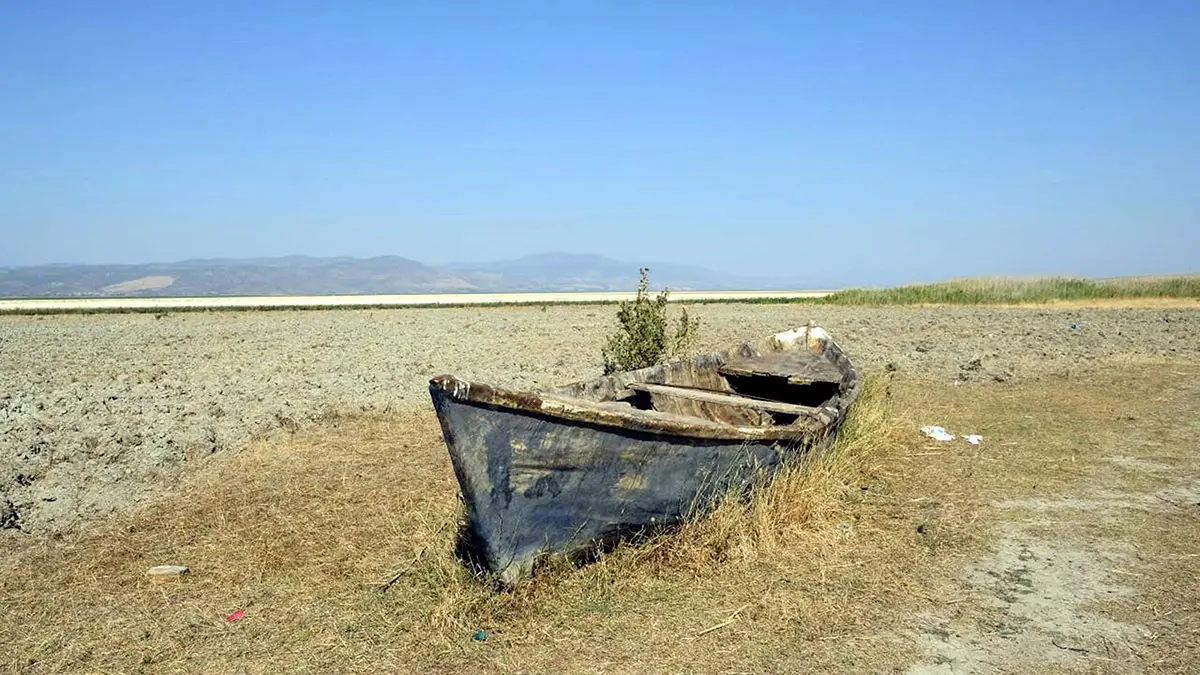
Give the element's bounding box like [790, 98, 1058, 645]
[0, 256, 471, 297]
[0, 253, 803, 298]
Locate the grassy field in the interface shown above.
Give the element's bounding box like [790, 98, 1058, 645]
[817, 275, 1200, 306]
[3, 361, 1197, 673]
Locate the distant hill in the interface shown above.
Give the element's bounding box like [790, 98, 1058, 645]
[0, 253, 793, 298]
[0, 256, 471, 297]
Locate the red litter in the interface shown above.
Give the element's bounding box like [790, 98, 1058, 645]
[226, 608, 246, 623]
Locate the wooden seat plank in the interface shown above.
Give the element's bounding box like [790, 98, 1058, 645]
[718, 352, 843, 384]
[625, 382, 821, 416]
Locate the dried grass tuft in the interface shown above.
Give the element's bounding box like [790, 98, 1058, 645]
[611, 376, 901, 576]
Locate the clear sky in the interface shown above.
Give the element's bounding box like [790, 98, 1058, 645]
[2, 1, 1197, 284]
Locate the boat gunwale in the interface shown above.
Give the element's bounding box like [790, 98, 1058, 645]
[429, 326, 861, 442]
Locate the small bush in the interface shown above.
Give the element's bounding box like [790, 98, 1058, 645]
[601, 268, 700, 374]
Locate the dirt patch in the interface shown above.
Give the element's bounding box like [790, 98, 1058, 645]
[1, 305, 1197, 535]
[907, 521, 1144, 673]
[898, 366, 1200, 674]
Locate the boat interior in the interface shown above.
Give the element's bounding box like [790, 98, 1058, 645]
[547, 343, 851, 428]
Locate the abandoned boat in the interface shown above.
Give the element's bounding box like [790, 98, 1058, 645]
[429, 325, 860, 584]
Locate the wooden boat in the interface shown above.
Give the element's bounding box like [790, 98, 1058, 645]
[429, 326, 860, 584]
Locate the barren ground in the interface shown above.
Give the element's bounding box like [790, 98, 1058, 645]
[1, 303, 1197, 673]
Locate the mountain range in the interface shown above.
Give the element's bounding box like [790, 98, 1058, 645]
[0, 253, 801, 298]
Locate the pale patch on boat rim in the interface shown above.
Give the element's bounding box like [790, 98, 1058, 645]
[771, 327, 803, 347]
[771, 326, 828, 351]
[540, 398, 567, 413]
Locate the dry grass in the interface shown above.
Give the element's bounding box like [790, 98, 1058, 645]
[621, 378, 902, 576]
[3, 362, 1198, 672]
[2, 379, 948, 673]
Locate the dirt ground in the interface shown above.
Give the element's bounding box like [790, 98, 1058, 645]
[2, 304, 1195, 534]
[1, 304, 1198, 673]
[894, 367, 1200, 674]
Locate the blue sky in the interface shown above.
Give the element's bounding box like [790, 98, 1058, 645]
[2, 1, 1197, 284]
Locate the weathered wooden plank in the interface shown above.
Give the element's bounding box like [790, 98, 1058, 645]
[644, 394, 773, 426]
[612, 358, 771, 425]
[719, 351, 845, 384]
[440, 377, 828, 441]
[625, 382, 822, 416]
[541, 394, 739, 429]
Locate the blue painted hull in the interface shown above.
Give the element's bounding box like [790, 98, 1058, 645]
[431, 388, 808, 584]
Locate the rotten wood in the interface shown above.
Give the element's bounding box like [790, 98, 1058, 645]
[624, 382, 822, 417]
[719, 351, 845, 384]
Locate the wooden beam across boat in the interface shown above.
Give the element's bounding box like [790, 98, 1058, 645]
[718, 351, 845, 385]
[624, 382, 822, 416]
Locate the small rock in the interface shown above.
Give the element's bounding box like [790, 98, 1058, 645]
[146, 564, 190, 581]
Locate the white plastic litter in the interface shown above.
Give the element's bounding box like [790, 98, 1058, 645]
[145, 564, 190, 580]
[920, 426, 955, 442]
[964, 435, 983, 445]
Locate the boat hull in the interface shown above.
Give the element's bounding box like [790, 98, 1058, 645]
[430, 387, 815, 584]
[428, 325, 859, 583]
